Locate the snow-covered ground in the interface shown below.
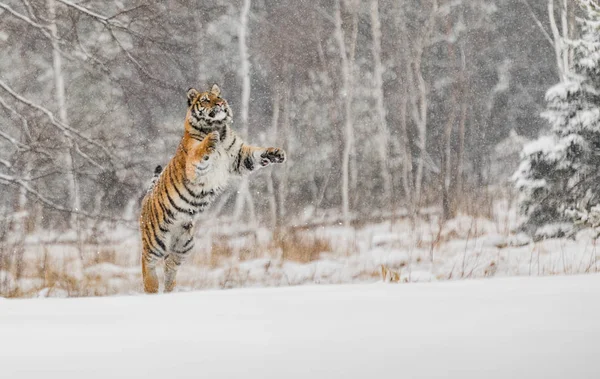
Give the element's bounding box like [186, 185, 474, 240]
[2, 274, 599, 378]
[2, 199, 599, 297]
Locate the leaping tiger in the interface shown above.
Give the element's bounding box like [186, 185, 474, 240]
[139, 84, 286, 293]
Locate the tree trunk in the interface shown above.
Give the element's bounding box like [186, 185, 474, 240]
[47, 0, 80, 231]
[266, 90, 280, 228]
[233, 0, 256, 224]
[412, 54, 428, 207]
[409, 0, 437, 210]
[334, 0, 354, 227]
[396, 16, 413, 206]
[548, 0, 570, 82]
[276, 83, 291, 227]
[370, 0, 393, 207]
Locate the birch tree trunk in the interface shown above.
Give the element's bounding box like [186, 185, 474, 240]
[560, 0, 569, 77]
[47, 0, 80, 230]
[399, 82, 412, 205]
[334, 0, 354, 227]
[370, 0, 393, 207]
[233, 0, 256, 224]
[409, 0, 437, 209]
[548, 0, 571, 82]
[266, 90, 280, 228]
[411, 52, 428, 207]
[276, 83, 291, 227]
[395, 13, 413, 206]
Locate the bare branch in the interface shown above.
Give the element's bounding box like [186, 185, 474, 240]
[107, 29, 180, 91]
[520, 0, 554, 47]
[0, 159, 11, 169]
[0, 173, 130, 222]
[0, 78, 116, 166]
[54, 0, 146, 39]
[55, 0, 119, 26]
[0, 1, 53, 40]
[0, 94, 31, 142]
[19, 0, 39, 21]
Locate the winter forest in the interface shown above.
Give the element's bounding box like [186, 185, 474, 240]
[1, 0, 599, 297]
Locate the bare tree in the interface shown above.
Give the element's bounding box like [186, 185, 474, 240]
[408, 0, 438, 208]
[548, 0, 572, 81]
[47, 0, 81, 230]
[369, 0, 393, 207]
[233, 0, 257, 225]
[333, 0, 355, 226]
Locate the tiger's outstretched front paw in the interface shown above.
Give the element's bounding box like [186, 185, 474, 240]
[260, 148, 286, 166]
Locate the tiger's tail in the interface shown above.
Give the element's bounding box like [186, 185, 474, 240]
[147, 165, 162, 192]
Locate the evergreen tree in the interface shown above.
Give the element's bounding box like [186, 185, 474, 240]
[514, 0, 600, 239]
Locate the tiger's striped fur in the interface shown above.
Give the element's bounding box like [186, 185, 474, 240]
[140, 84, 286, 293]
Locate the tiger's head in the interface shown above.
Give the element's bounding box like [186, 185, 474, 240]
[186, 84, 232, 134]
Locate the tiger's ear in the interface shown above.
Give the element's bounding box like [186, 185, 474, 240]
[210, 84, 221, 97]
[187, 88, 200, 107]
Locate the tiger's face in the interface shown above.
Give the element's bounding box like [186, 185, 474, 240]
[186, 84, 232, 130]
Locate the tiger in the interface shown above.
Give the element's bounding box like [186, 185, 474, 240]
[139, 84, 286, 293]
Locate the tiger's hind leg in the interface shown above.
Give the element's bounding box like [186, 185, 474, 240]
[164, 229, 195, 293]
[142, 250, 160, 293]
[164, 253, 184, 293]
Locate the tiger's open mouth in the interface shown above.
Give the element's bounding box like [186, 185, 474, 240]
[208, 108, 227, 121]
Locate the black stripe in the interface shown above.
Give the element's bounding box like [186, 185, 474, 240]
[144, 234, 164, 257]
[147, 247, 164, 258]
[148, 200, 163, 227]
[244, 155, 254, 171]
[153, 232, 167, 251]
[235, 145, 243, 173]
[143, 230, 164, 256]
[169, 168, 200, 207]
[190, 134, 204, 142]
[190, 122, 211, 135]
[147, 206, 167, 252]
[176, 244, 194, 255]
[151, 202, 168, 233]
[226, 135, 237, 151]
[165, 189, 189, 214]
[171, 165, 196, 198]
[183, 237, 194, 248]
[220, 126, 227, 142]
[157, 199, 174, 223]
[170, 168, 211, 207]
[160, 167, 190, 214]
[182, 179, 203, 198]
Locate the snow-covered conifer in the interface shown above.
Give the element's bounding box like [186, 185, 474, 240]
[514, 0, 600, 239]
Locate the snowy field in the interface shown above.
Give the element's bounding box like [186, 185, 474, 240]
[2, 199, 600, 297]
[1, 274, 599, 379]
[0, 202, 600, 297]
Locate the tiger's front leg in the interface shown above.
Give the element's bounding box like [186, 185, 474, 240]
[233, 145, 286, 175]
